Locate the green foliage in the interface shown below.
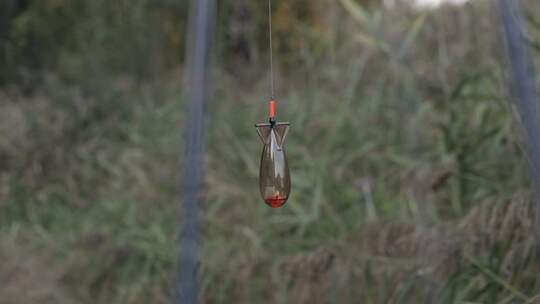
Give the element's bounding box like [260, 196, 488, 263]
[2, 0, 187, 85]
[1, 0, 540, 304]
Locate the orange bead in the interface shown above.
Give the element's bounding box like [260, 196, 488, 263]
[269, 100, 276, 119]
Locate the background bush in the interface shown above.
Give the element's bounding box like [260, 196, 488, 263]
[1, 0, 540, 303]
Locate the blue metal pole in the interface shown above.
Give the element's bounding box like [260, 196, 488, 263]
[177, 0, 214, 303]
[498, 0, 540, 221]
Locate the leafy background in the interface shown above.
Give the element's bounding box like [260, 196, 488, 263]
[1, 0, 540, 303]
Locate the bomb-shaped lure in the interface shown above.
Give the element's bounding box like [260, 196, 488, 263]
[255, 100, 291, 208]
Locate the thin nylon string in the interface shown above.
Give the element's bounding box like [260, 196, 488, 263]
[268, 0, 275, 100]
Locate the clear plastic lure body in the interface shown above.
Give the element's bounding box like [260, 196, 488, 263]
[256, 119, 290, 208]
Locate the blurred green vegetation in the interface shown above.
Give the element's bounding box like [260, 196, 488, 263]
[0, 0, 188, 86]
[1, 0, 540, 303]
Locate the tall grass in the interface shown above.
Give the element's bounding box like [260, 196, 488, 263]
[1, 0, 540, 303]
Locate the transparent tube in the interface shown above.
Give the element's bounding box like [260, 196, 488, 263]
[256, 123, 291, 208]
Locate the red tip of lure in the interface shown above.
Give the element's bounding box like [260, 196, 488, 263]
[264, 195, 288, 208]
[269, 100, 276, 119]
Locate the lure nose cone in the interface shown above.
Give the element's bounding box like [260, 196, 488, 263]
[256, 122, 291, 208]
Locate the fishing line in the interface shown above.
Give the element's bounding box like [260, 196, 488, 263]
[268, 0, 275, 100]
